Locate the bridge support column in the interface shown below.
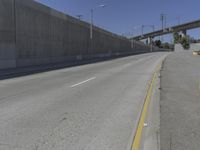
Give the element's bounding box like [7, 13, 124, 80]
[147, 37, 153, 52]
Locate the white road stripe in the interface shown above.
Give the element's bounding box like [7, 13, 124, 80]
[70, 77, 96, 88]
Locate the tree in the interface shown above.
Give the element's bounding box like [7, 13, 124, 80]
[180, 36, 190, 50]
[163, 42, 170, 49]
[173, 32, 190, 50]
[173, 32, 180, 44]
[155, 40, 161, 48]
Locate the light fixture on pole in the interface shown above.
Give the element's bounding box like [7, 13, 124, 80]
[90, 4, 106, 59]
[90, 5, 106, 39]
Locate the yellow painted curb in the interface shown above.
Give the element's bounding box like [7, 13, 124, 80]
[199, 80, 200, 92]
[131, 61, 163, 150]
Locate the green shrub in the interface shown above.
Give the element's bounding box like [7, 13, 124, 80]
[155, 40, 161, 48]
[180, 36, 190, 50]
[163, 42, 170, 49]
[173, 32, 180, 44]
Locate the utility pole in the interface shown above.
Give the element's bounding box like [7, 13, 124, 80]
[141, 25, 144, 37]
[160, 14, 164, 30]
[176, 16, 181, 25]
[149, 25, 155, 52]
[160, 13, 166, 42]
[141, 25, 155, 52]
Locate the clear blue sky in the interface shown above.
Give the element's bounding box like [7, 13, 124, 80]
[35, 0, 200, 42]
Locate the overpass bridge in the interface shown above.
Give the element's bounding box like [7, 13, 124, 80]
[132, 19, 200, 40]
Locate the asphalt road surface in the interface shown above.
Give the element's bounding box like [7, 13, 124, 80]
[0, 53, 167, 150]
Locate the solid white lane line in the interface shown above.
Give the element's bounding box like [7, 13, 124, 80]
[70, 77, 96, 88]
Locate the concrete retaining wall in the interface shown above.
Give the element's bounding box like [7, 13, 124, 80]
[190, 43, 200, 51]
[0, 0, 16, 69]
[175, 43, 200, 51]
[0, 0, 151, 69]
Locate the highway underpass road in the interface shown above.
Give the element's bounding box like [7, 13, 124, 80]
[0, 53, 168, 150]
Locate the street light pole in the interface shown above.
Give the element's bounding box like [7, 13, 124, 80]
[14, 0, 16, 45]
[89, 5, 105, 59]
[90, 9, 94, 40]
[90, 9, 94, 59]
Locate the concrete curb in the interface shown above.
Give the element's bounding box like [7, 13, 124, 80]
[126, 56, 167, 150]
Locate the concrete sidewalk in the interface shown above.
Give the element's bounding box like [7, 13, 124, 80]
[160, 52, 200, 150]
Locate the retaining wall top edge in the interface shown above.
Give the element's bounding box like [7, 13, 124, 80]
[18, 0, 135, 42]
